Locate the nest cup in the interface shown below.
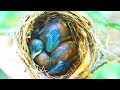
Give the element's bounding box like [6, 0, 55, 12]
[14, 11, 106, 79]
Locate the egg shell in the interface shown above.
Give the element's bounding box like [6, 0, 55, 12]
[50, 41, 77, 66]
[40, 22, 61, 52]
[48, 60, 71, 76]
[34, 50, 50, 69]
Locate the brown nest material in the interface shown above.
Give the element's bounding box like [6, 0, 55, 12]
[14, 11, 107, 79]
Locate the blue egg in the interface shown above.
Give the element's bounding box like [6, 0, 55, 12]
[32, 39, 43, 52]
[50, 45, 68, 67]
[40, 23, 61, 52]
[34, 50, 50, 69]
[30, 39, 43, 59]
[48, 60, 71, 76]
[50, 41, 77, 67]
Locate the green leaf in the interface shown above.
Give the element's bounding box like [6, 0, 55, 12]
[107, 23, 120, 31]
[0, 11, 26, 30]
[92, 61, 120, 79]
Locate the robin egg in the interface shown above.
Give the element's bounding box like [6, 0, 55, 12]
[48, 60, 71, 76]
[34, 50, 50, 69]
[50, 41, 77, 67]
[29, 39, 43, 59]
[39, 20, 70, 53]
[40, 22, 61, 52]
[57, 19, 71, 38]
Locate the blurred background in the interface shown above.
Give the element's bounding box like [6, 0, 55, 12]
[0, 11, 120, 79]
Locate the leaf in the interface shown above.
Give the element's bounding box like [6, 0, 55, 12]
[0, 11, 26, 30]
[92, 61, 120, 79]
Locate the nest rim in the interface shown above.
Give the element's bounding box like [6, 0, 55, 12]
[15, 11, 102, 79]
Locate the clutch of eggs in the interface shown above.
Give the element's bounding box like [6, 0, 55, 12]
[28, 19, 77, 76]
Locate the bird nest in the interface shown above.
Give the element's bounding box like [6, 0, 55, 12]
[14, 11, 106, 79]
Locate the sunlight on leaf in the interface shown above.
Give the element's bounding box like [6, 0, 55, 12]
[92, 62, 120, 79]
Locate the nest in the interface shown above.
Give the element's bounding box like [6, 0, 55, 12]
[14, 11, 107, 79]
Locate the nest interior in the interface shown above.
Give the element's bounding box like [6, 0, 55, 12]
[15, 11, 106, 79]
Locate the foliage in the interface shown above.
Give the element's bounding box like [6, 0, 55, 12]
[92, 61, 120, 79]
[0, 11, 27, 30]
